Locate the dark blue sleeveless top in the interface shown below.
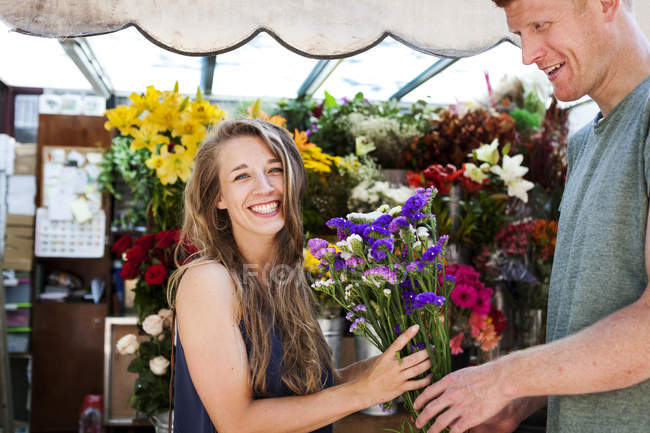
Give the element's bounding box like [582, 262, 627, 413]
[173, 323, 334, 433]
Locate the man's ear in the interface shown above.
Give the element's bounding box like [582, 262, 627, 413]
[600, 0, 621, 22]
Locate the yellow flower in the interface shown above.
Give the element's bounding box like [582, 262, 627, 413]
[246, 99, 287, 127]
[189, 100, 226, 125]
[146, 91, 188, 131]
[130, 86, 161, 113]
[303, 248, 322, 274]
[301, 146, 340, 174]
[463, 163, 488, 184]
[145, 152, 165, 171]
[130, 123, 168, 153]
[172, 112, 206, 148]
[104, 105, 142, 135]
[155, 145, 194, 185]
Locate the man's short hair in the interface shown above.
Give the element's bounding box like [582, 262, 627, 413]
[491, 0, 632, 9]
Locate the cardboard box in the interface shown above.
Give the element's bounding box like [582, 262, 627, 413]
[14, 143, 37, 175]
[6, 214, 35, 227]
[4, 214, 35, 271]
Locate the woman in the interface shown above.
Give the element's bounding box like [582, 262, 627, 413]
[169, 118, 431, 433]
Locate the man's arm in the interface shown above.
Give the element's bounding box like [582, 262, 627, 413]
[412, 212, 650, 433]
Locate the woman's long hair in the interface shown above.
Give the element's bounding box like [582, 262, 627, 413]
[168, 118, 332, 395]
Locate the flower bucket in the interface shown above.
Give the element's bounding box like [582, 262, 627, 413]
[354, 332, 397, 416]
[149, 411, 173, 433]
[317, 316, 345, 368]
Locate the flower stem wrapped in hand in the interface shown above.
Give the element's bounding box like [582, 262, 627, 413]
[308, 187, 456, 432]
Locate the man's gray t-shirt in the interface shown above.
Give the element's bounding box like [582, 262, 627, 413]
[546, 75, 650, 433]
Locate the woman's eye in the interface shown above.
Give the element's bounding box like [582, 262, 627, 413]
[270, 167, 284, 174]
[234, 173, 248, 181]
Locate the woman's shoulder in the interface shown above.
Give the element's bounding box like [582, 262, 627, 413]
[177, 261, 237, 305]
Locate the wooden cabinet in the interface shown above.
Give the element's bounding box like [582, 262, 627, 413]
[31, 302, 107, 432]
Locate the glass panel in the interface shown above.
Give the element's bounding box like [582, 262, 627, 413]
[313, 37, 437, 101]
[403, 42, 549, 106]
[211, 32, 317, 99]
[86, 26, 202, 94]
[0, 23, 92, 90]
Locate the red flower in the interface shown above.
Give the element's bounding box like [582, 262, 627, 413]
[120, 261, 139, 280]
[312, 102, 324, 119]
[406, 170, 424, 188]
[111, 234, 133, 255]
[155, 230, 177, 249]
[460, 175, 488, 194]
[421, 164, 464, 195]
[126, 244, 147, 265]
[135, 234, 156, 251]
[144, 264, 169, 285]
[489, 306, 507, 335]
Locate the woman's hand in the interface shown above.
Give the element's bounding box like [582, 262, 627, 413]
[354, 325, 433, 406]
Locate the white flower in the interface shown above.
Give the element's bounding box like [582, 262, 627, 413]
[355, 135, 376, 156]
[490, 154, 529, 183]
[116, 334, 139, 355]
[346, 211, 385, 222]
[506, 177, 535, 203]
[416, 227, 430, 240]
[413, 240, 422, 250]
[463, 163, 488, 183]
[375, 204, 390, 213]
[388, 206, 402, 217]
[158, 308, 173, 328]
[475, 138, 500, 165]
[149, 356, 170, 376]
[490, 154, 534, 202]
[384, 185, 416, 205]
[142, 314, 164, 336]
[383, 289, 391, 296]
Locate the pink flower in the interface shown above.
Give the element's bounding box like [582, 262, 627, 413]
[450, 332, 464, 355]
[472, 286, 493, 316]
[450, 283, 478, 309]
[469, 311, 488, 337]
[476, 322, 500, 352]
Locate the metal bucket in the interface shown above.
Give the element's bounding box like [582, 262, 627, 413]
[318, 317, 345, 368]
[354, 333, 397, 416]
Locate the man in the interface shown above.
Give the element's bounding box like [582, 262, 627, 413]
[412, 1, 650, 432]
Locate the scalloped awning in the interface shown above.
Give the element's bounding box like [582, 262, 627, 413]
[0, 0, 571, 58]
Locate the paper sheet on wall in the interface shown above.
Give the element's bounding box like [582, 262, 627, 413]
[35, 207, 105, 258]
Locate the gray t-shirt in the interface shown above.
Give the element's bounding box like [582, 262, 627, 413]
[546, 75, 650, 433]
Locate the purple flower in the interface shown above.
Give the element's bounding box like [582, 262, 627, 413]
[413, 292, 446, 308]
[346, 312, 354, 321]
[405, 261, 418, 273]
[345, 256, 365, 269]
[364, 266, 398, 284]
[342, 97, 350, 105]
[399, 278, 421, 291]
[388, 216, 409, 233]
[422, 245, 442, 262]
[326, 218, 351, 231]
[334, 259, 346, 270]
[402, 194, 426, 221]
[365, 224, 391, 238]
[305, 129, 313, 137]
[395, 324, 401, 334]
[374, 214, 393, 227]
[349, 317, 366, 332]
[350, 223, 370, 240]
[401, 290, 416, 315]
[445, 275, 456, 282]
[437, 263, 444, 271]
[307, 238, 328, 255]
[314, 246, 336, 259]
[437, 235, 449, 248]
[353, 304, 367, 312]
[370, 238, 394, 261]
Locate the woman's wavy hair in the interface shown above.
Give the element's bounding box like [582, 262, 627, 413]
[168, 118, 332, 395]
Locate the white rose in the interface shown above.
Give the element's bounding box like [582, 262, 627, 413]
[149, 356, 170, 376]
[116, 333, 139, 355]
[158, 308, 173, 328]
[142, 314, 164, 336]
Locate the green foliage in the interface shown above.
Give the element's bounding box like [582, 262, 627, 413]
[273, 97, 317, 132]
[510, 108, 541, 132]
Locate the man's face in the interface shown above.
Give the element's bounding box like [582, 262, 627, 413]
[504, 0, 604, 102]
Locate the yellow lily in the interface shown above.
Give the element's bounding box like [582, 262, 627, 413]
[156, 145, 194, 185]
[130, 86, 161, 113]
[189, 100, 226, 125]
[130, 123, 168, 153]
[172, 112, 206, 149]
[104, 105, 141, 135]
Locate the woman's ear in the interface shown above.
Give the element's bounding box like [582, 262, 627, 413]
[600, 0, 621, 22]
[216, 195, 226, 210]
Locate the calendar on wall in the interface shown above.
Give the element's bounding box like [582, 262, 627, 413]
[35, 208, 105, 258]
[34, 145, 107, 258]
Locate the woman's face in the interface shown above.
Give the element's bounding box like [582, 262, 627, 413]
[216, 135, 285, 241]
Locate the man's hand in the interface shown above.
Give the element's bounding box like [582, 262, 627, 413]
[413, 362, 512, 433]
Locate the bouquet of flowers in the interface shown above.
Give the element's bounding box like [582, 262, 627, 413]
[99, 84, 226, 231]
[112, 229, 196, 417]
[308, 187, 455, 432]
